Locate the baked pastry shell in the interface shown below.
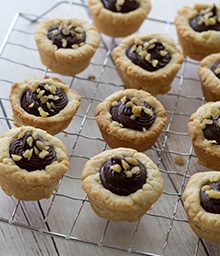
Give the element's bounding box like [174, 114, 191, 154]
[198, 53, 220, 102]
[175, 3, 220, 61]
[188, 101, 220, 170]
[112, 33, 183, 95]
[87, 0, 151, 37]
[95, 89, 167, 151]
[9, 76, 81, 135]
[81, 147, 164, 222]
[0, 126, 69, 201]
[35, 18, 100, 76]
[183, 171, 220, 244]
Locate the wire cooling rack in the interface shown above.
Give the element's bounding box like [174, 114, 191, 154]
[0, 1, 220, 255]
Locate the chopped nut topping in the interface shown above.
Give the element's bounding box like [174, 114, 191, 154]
[131, 166, 140, 174]
[36, 140, 46, 151]
[38, 107, 49, 117]
[75, 26, 83, 33]
[62, 38, 68, 48]
[37, 90, 45, 98]
[62, 24, 70, 35]
[125, 157, 138, 166]
[215, 67, 220, 75]
[40, 95, 48, 104]
[34, 146, 39, 155]
[11, 154, 22, 162]
[196, 6, 220, 27]
[27, 136, 33, 147]
[205, 189, 220, 199]
[72, 44, 79, 49]
[160, 50, 168, 57]
[121, 159, 129, 170]
[23, 148, 33, 160]
[76, 33, 83, 40]
[39, 149, 49, 159]
[52, 29, 59, 36]
[110, 164, 122, 173]
[132, 37, 169, 69]
[201, 184, 212, 192]
[152, 59, 159, 67]
[28, 103, 34, 108]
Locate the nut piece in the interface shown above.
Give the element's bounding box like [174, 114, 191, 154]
[110, 164, 121, 173]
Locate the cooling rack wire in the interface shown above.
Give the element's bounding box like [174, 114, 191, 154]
[0, 1, 219, 256]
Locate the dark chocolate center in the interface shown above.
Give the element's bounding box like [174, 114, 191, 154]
[101, 0, 140, 13]
[190, 4, 220, 32]
[100, 156, 147, 196]
[126, 39, 171, 72]
[203, 118, 220, 144]
[200, 181, 220, 213]
[21, 83, 68, 117]
[48, 24, 86, 49]
[10, 131, 57, 172]
[110, 97, 156, 131]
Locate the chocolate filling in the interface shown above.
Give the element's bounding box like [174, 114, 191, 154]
[190, 4, 220, 32]
[101, 0, 139, 13]
[9, 131, 57, 172]
[47, 24, 86, 49]
[200, 181, 220, 214]
[21, 83, 68, 117]
[100, 156, 147, 196]
[211, 61, 220, 79]
[110, 97, 156, 131]
[203, 118, 220, 144]
[126, 39, 171, 72]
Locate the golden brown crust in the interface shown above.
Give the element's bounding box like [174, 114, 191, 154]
[198, 53, 220, 102]
[34, 18, 100, 75]
[175, 4, 220, 61]
[183, 171, 220, 243]
[81, 147, 164, 222]
[9, 76, 81, 135]
[112, 33, 183, 95]
[95, 89, 167, 151]
[87, 0, 151, 37]
[0, 126, 69, 201]
[188, 102, 220, 170]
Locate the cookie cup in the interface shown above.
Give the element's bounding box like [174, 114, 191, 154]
[95, 89, 167, 151]
[87, 0, 151, 37]
[198, 53, 220, 102]
[9, 76, 81, 135]
[0, 126, 69, 201]
[183, 171, 220, 244]
[81, 147, 164, 222]
[175, 3, 220, 61]
[112, 33, 183, 95]
[188, 102, 220, 170]
[35, 18, 100, 76]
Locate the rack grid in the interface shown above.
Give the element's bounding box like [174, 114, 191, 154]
[0, 1, 220, 255]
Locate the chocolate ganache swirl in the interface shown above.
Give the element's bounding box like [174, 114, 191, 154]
[21, 82, 68, 117]
[127, 38, 171, 72]
[101, 0, 139, 13]
[190, 4, 220, 32]
[10, 131, 57, 172]
[203, 118, 220, 144]
[100, 156, 147, 196]
[110, 96, 156, 131]
[48, 23, 86, 49]
[200, 181, 220, 213]
[211, 62, 220, 79]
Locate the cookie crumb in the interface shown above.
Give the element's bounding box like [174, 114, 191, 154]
[88, 75, 96, 80]
[174, 155, 184, 166]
